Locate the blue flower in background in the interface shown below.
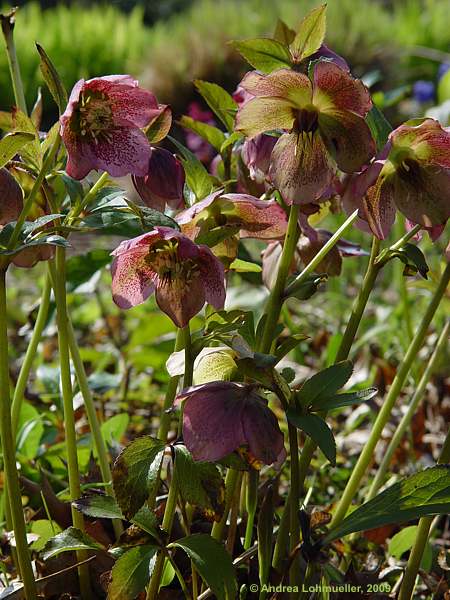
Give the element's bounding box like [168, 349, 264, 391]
[412, 80, 435, 103]
[438, 63, 450, 81]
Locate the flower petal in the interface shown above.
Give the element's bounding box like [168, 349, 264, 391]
[269, 131, 334, 204]
[92, 127, 152, 177]
[319, 110, 376, 173]
[240, 69, 312, 105]
[155, 273, 206, 328]
[221, 194, 288, 239]
[390, 118, 450, 168]
[313, 60, 372, 116]
[197, 246, 226, 309]
[241, 394, 285, 466]
[363, 176, 397, 239]
[236, 97, 296, 139]
[111, 247, 156, 308]
[0, 168, 22, 224]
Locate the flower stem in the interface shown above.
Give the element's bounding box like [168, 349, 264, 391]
[67, 171, 109, 224]
[0, 269, 36, 599]
[398, 424, 450, 600]
[52, 249, 92, 598]
[244, 469, 258, 549]
[331, 262, 450, 528]
[211, 468, 240, 541]
[0, 10, 27, 114]
[157, 329, 185, 443]
[11, 273, 51, 433]
[259, 204, 300, 353]
[367, 319, 449, 499]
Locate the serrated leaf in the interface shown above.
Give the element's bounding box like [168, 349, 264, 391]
[168, 135, 215, 201]
[366, 105, 392, 152]
[0, 131, 35, 169]
[170, 534, 237, 600]
[73, 495, 123, 520]
[174, 445, 225, 520]
[194, 80, 237, 132]
[231, 38, 292, 73]
[273, 19, 296, 45]
[180, 115, 226, 152]
[36, 43, 68, 114]
[42, 526, 102, 560]
[290, 4, 327, 63]
[286, 410, 336, 465]
[145, 105, 172, 143]
[310, 387, 378, 412]
[112, 436, 165, 519]
[323, 465, 450, 544]
[12, 109, 42, 169]
[297, 360, 353, 408]
[108, 545, 158, 600]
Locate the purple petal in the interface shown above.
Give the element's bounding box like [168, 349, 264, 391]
[92, 127, 152, 177]
[221, 194, 288, 240]
[155, 273, 206, 328]
[197, 246, 226, 309]
[363, 177, 397, 240]
[313, 61, 372, 117]
[241, 394, 286, 466]
[0, 168, 22, 224]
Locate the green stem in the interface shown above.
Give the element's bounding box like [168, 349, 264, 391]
[331, 262, 450, 528]
[398, 423, 450, 600]
[259, 204, 300, 353]
[157, 329, 185, 443]
[0, 269, 36, 599]
[67, 171, 109, 224]
[0, 10, 27, 114]
[368, 319, 449, 500]
[164, 548, 192, 600]
[182, 323, 193, 388]
[244, 469, 258, 549]
[272, 492, 290, 571]
[388, 223, 421, 253]
[52, 249, 92, 598]
[11, 273, 51, 433]
[211, 468, 240, 541]
[288, 425, 300, 554]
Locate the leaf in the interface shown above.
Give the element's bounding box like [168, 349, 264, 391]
[285, 273, 327, 300]
[296, 361, 353, 409]
[230, 38, 292, 73]
[101, 413, 130, 445]
[73, 495, 123, 520]
[42, 526, 102, 560]
[400, 244, 429, 279]
[36, 43, 68, 114]
[220, 131, 243, 154]
[286, 410, 336, 466]
[0, 132, 35, 169]
[170, 534, 237, 600]
[194, 80, 237, 132]
[228, 258, 262, 273]
[274, 333, 308, 362]
[16, 401, 43, 460]
[168, 135, 215, 201]
[174, 445, 225, 520]
[179, 115, 226, 152]
[273, 19, 296, 45]
[66, 249, 111, 292]
[323, 465, 450, 544]
[388, 525, 418, 559]
[145, 105, 172, 143]
[108, 545, 158, 600]
[112, 436, 165, 519]
[366, 105, 392, 152]
[12, 109, 42, 169]
[290, 4, 327, 63]
[310, 387, 378, 412]
[30, 520, 62, 552]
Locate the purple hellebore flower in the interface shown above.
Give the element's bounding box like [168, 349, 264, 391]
[111, 227, 225, 328]
[60, 75, 164, 180]
[241, 133, 277, 184]
[235, 62, 375, 205]
[412, 80, 435, 104]
[176, 381, 286, 466]
[132, 147, 186, 212]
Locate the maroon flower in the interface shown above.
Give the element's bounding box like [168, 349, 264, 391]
[177, 381, 286, 466]
[111, 227, 225, 327]
[0, 167, 22, 224]
[184, 101, 216, 163]
[241, 134, 277, 184]
[132, 147, 185, 212]
[60, 75, 163, 180]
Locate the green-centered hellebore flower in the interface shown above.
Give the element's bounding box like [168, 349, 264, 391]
[235, 62, 375, 205]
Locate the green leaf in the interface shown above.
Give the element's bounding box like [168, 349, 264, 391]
[179, 115, 226, 152]
[36, 43, 68, 114]
[323, 466, 450, 544]
[101, 413, 130, 446]
[42, 526, 102, 560]
[66, 249, 111, 292]
[310, 387, 378, 412]
[273, 19, 296, 45]
[388, 525, 418, 559]
[108, 545, 158, 600]
[194, 80, 237, 132]
[220, 131, 243, 154]
[0, 131, 35, 169]
[296, 361, 353, 409]
[230, 38, 292, 73]
[145, 105, 172, 143]
[286, 410, 336, 466]
[170, 534, 237, 600]
[366, 105, 392, 152]
[228, 258, 262, 273]
[290, 4, 327, 63]
[30, 520, 62, 552]
[112, 436, 165, 519]
[73, 495, 123, 520]
[285, 273, 327, 300]
[12, 109, 42, 169]
[275, 333, 308, 362]
[168, 135, 215, 201]
[174, 445, 225, 519]
[16, 401, 43, 460]
[400, 243, 429, 279]
[160, 558, 175, 589]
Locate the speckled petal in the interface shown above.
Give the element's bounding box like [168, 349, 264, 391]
[313, 60, 372, 116]
[390, 118, 450, 168]
[239, 69, 312, 105]
[92, 127, 152, 177]
[221, 194, 288, 239]
[0, 168, 22, 224]
[197, 246, 226, 309]
[111, 247, 156, 309]
[236, 97, 296, 139]
[363, 176, 397, 240]
[155, 273, 205, 328]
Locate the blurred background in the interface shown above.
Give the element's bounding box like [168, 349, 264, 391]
[2, 0, 450, 127]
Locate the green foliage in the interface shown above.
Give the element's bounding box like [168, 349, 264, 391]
[42, 527, 102, 560]
[108, 545, 158, 600]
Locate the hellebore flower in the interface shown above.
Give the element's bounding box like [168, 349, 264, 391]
[0, 167, 22, 224]
[184, 101, 216, 163]
[177, 381, 286, 466]
[356, 118, 450, 239]
[241, 134, 277, 184]
[132, 147, 185, 212]
[60, 75, 163, 180]
[235, 62, 375, 204]
[111, 227, 225, 327]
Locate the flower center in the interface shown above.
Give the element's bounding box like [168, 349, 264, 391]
[295, 107, 319, 134]
[75, 90, 114, 143]
[146, 239, 200, 289]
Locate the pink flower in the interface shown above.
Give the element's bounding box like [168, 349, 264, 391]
[60, 75, 163, 180]
[132, 147, 185, 212]
[235, 62, 375, 205]
[111, 227, 225, 327]
[241, 134, 277, 184]
[177, 381, 286, 466]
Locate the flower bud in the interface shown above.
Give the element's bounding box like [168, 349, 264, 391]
[241, 134, 276, 184]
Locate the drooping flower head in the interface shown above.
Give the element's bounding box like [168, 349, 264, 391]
[60, 75, 163, 180]
[132, 147, 185, 212]
[177, 381, 286, 466]
[111, 227, 225, 327]
[355, 118, 450, 239]
[236, 62, 375, 205]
